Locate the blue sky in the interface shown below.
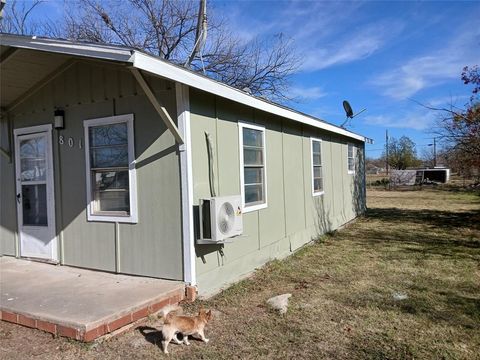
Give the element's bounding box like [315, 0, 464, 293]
[213, 0, 480, 158]
[24, 0, 480, 158]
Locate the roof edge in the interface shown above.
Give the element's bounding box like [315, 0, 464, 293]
[0, 33, 134, 63]
[132, 51, 367, 142]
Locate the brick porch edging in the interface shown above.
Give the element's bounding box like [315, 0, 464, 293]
[0, 287, 186, 342]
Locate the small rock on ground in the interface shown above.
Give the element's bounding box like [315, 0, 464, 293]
[266, 293, 292, 315]
[392, 292, 408, 301]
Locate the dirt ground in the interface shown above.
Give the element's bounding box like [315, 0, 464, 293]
[1, 188, 479, 359]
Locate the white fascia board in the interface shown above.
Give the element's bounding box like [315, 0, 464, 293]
[0, 34, 134, 63]
[133, 51, 367, 142]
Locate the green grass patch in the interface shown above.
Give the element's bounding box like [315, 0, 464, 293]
[175, 188, 480, 359]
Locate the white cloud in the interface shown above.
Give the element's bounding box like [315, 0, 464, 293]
[371, 26, 480, 99]
[300, 21, 404, 72]
[424, 94, 470, 108]
[363, 110, 437, 131]
[288, 86, 328, 100]
[222, 1, 403, 72]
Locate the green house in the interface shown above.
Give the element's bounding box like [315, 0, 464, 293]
[0, 34, 368, 297]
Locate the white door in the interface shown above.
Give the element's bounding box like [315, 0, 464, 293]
[14, 125, 57, 261]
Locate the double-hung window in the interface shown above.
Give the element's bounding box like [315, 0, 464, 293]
[347, 143, 355, 174]
[84, 114, 137, 223]
[311, 138, 324, 195]
[239, 122, 267, 212]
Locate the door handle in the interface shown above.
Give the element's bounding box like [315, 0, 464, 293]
[16, 193, 21, 203]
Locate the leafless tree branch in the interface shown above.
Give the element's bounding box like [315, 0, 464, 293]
[1, 0, 300, 101]
[0, 0, 43, 35]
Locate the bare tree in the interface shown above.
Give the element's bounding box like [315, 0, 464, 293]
[420, 146, 436, 168]
[414, 98, 480, 159]
[2, 0, 299, 101]
[412, 66, 480, 179]
[0, 0, 43, 35]
[433, 104, 480, 157]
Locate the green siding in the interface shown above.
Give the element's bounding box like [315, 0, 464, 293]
[259, 117, 286, 248]
[0, 115, 16, 256]
[190, 88, 366, 296]
[283, 122, 307, 237]
[0, 61, 183, 280]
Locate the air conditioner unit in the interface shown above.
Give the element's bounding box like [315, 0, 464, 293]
[198, 195, 243, 244]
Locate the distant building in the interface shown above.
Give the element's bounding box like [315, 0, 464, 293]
[390, 168, 450, 185]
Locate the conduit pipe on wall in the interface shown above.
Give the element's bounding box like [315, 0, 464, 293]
[205, 131, 217, 197]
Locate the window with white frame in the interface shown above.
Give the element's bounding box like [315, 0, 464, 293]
[239, 122, 267, 211]
[347, 143, 355, 174]
[311, 138, 324, 195]
[84, 114, 137, 223]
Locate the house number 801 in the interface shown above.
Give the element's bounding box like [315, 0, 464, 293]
[58, 136, 82, 149]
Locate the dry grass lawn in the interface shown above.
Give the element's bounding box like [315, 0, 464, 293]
[1, 188, 479, 359]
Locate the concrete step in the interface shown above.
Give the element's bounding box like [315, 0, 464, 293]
[0, 257, 185, 342]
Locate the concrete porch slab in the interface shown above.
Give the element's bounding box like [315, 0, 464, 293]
[0, 257, 185, 341]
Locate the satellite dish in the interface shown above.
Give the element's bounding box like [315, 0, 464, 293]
[343, 100, 354, 118]
[341, 100, 366, 128]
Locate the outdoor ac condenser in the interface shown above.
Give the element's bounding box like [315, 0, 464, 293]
[198, 195, 243, 244]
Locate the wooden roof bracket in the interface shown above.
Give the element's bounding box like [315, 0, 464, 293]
[130, 68, 184, 145]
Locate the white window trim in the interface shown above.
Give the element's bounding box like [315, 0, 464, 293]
[311, 137, 325, 196]
[347, 143, 356, 175]
[238, 121, 268, 213]
[83, 114, 138, 223]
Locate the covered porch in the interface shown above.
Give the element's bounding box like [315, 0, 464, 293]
[0, 257, 185, 342]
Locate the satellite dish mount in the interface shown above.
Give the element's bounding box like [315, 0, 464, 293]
[341, 100, 366, 128]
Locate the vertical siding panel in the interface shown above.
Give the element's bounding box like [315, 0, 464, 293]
[258, 116, 285, 248]
[282, 121, 305, 236]
[53, 75, 66, 107]
[322, 135, 335, 232]
[190, 90, 217, 202]
[32, 93, 43, 113]
[215, 99, 240, 196]
[0, 115, 16, 255]
[78, 63, 91, 105]
[330, 140, 343, 228]
[342, 141, 351, 223]
[121, 70, 134, 98]
[90, 65, 104, 102]
[64, 63, 77, 107]
[104, 66, 118, 100]
[303, 126, 313, 229]
[43, 83, 54, 112]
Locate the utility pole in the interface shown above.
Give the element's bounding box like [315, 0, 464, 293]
[428, 137, 437, 168]
[185, 0, 207, 68]
[385, 129, 389, 176]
